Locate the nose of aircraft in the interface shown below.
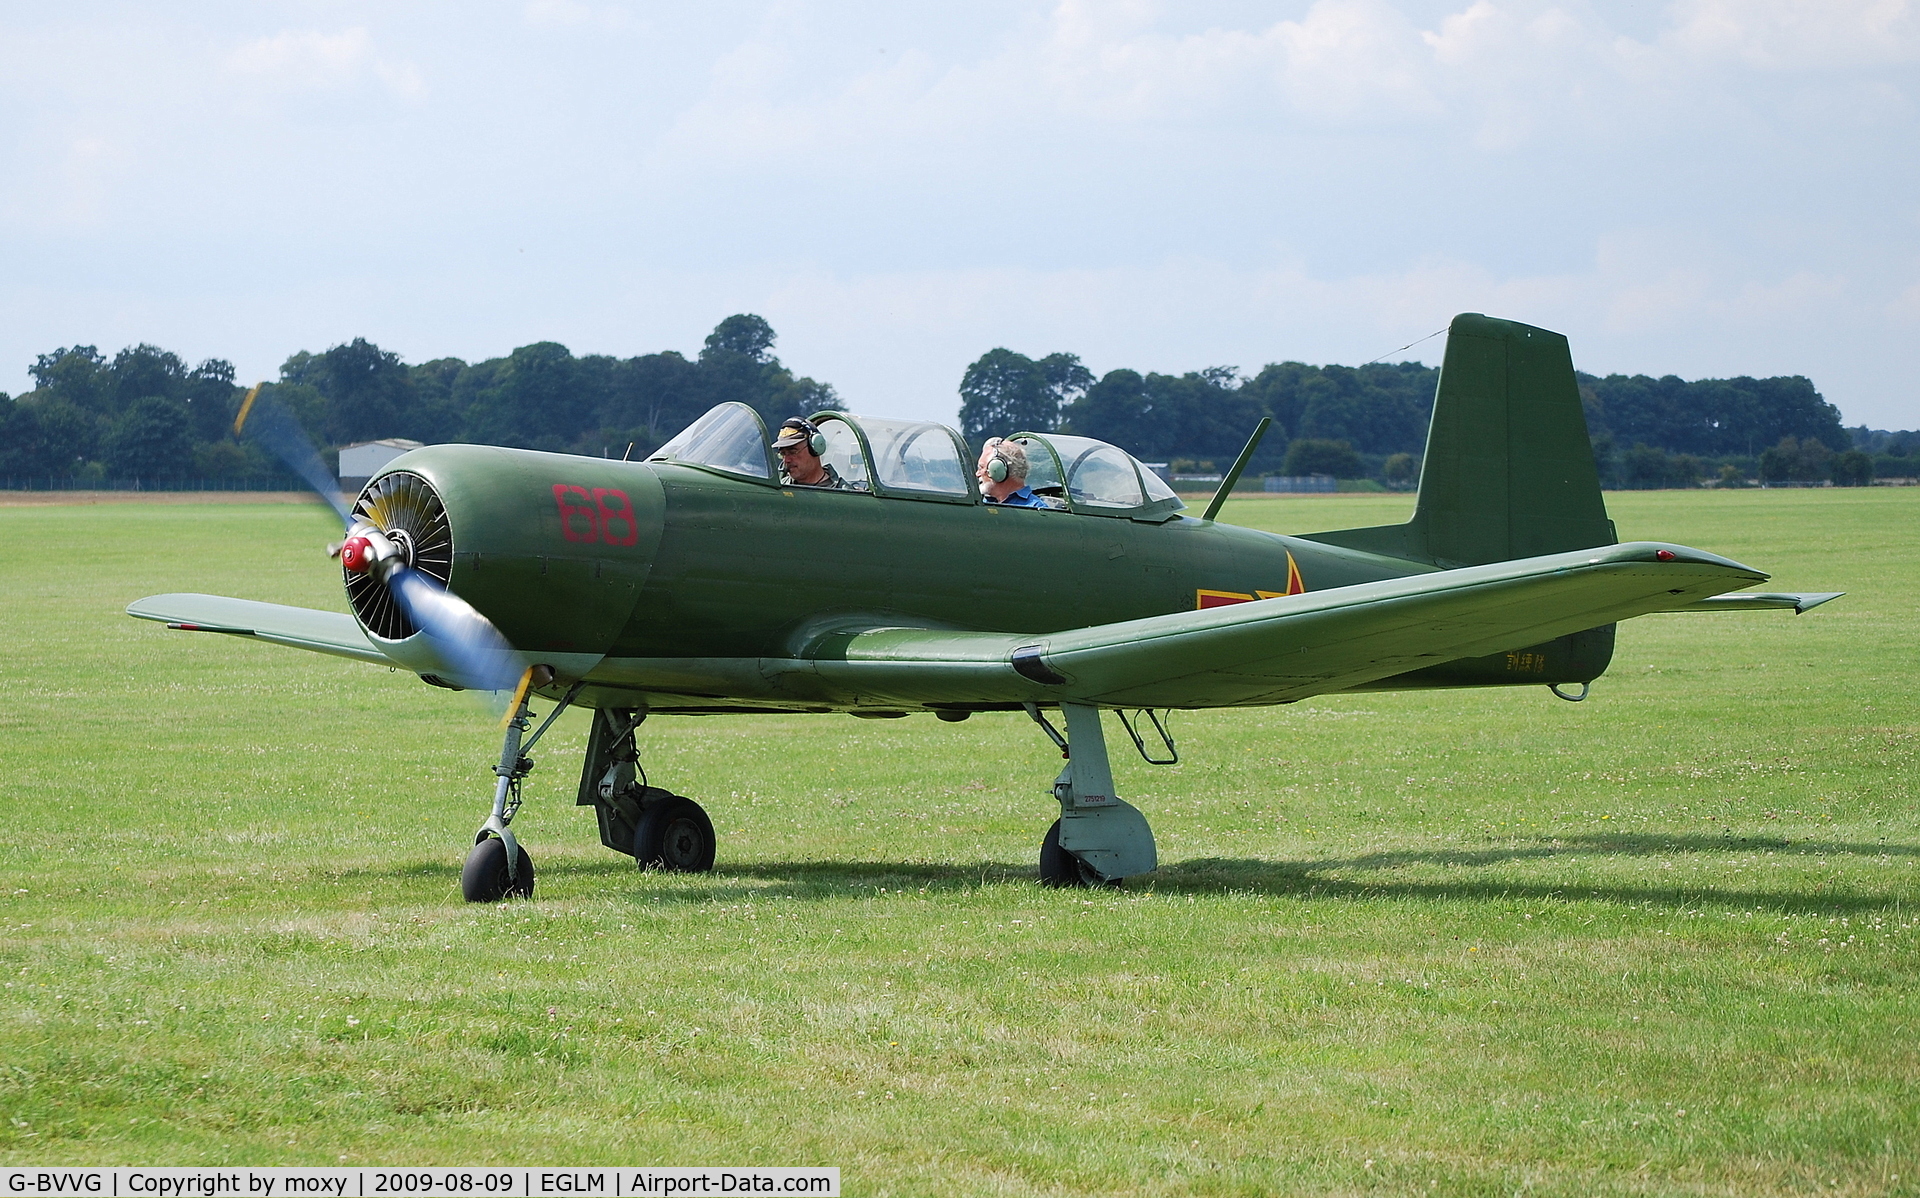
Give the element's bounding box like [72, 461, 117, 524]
[354, 445, 661, 671]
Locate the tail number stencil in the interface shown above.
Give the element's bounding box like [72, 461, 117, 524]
[552, 485, 640, 546]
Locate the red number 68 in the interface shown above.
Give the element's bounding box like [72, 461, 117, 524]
[552, 484, 640, 547]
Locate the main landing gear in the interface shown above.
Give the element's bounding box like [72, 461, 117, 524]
[1025, 703, 1161, 888]
[577, 707, 717, 874]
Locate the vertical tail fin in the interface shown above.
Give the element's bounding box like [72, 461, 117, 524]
[1304, 313, 1615, 566]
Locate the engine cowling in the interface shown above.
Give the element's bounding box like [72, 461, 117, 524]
[345, 447, 663, 676]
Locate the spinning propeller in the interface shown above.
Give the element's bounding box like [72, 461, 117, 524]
[234, 384, 527, 695]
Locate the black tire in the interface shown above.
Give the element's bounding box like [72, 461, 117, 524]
[633, 796, 716, 872]
[1039, 819, 1092, 888]
[462, 836, 535, 902]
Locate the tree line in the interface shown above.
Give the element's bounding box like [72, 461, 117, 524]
[959, 346, 1914, 488]
[0, 315, 836, 485]
[2, 311, 1912, 490]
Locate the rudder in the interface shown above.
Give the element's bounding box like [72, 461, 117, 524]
[1305, 313, 1615, 566]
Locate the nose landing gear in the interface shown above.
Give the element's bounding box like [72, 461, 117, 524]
[459, 673, 582, 903]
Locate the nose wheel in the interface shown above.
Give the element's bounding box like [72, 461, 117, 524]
[462, 835, 535, 901]
[460, 671, 581, 903]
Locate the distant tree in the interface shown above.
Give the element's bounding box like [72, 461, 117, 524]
[1289, 365, 1430, 454]
[1383, 452, 1418, 490]
[34, 399, 101, 473]
[1581, 372, 1846, 457]
[1241, 360, 1436, 455]
[29, 346, 110, 414]
[184, 358, 240, 443]
[103, 396, 193, 480]
[959, 349, 1092, 448]
[695, 315, 841, 432]
[192, 439, 254, 479]
[703, 314, 777, 360]
[597, 351, 702, 452]
[0, 396, 36, 478]
[1282, 438, 1362, 479]
[1830, 449, 1873, 487]
[480, 342, 587, 450]
[1623, 444, 1670, 490]
[407, 357, 471, 444]
[1759, 435, 1832, 483]
[1061, 368, 1153, 456]
[1062, 367, 1268, 463]
[283, 338, 416, 445]
[109, 345, 190, 415]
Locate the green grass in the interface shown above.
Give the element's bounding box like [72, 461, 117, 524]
[2, 489, 1916, 1195]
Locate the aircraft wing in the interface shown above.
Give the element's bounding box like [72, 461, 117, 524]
[750, 541, 1775, 710]
[127, 593, 391, 666]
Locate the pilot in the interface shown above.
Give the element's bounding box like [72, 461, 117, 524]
[976, 438, 1048, 508]
[773, 417, 856, 490]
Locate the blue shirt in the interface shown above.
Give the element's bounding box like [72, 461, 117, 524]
[989, 486, 1048, 509]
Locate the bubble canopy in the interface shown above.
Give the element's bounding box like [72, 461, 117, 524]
[650, 404, 1182, 519]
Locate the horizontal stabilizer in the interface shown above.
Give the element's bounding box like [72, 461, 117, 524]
[1671, 591, 1843, 614]
[128, 593, 389, 666]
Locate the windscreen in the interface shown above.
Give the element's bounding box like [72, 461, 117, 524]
[1047, 434, 1146, 509]
[1139, 464, 1182, 505]
[816, 417, 871, 490]
[649, 403, 771, 479]
[862, 417, 970, 496]
[1012, 437, 1063, 494]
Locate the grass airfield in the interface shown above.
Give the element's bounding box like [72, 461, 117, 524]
[2, 488, 1915, 1195]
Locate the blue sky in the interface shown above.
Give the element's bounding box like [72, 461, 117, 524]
[3, 0, 1916, 428]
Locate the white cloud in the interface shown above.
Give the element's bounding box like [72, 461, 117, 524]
[1663, 0, 1920, 70]
[1, 2, 1917, 428]
[226, 27, 425, 98]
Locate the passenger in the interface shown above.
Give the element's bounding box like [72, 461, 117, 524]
[773, 417, 857, 490]
[976, 438, 1048, 508]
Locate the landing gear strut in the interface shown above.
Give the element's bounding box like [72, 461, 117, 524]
[460, 673, 582, 903]
[576, 708, 717, 874]
[1026, 703, 1157, 887]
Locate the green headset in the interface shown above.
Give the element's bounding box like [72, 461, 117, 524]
[984, 438, 1015, 483]
[786, 418, 827, 456]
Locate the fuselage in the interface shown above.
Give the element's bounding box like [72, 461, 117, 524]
[356, 440, 1615, 714]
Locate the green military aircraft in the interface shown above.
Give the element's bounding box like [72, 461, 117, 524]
[129, 314, 1839, 901]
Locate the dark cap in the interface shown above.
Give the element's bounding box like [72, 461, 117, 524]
[772, 417, 820, 450]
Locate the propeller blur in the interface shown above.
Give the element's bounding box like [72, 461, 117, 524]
[236, 384, 526, 696]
